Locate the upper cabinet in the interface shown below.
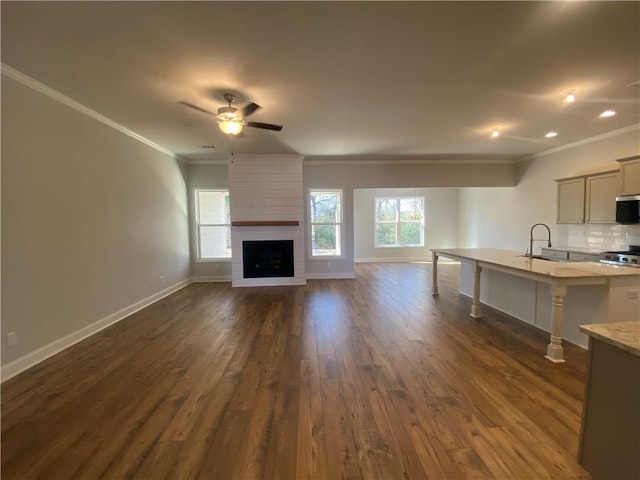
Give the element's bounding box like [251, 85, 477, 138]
[556, 176, 586, 224]
[584, 170, 618, 224]
[617, 155, 640, 195]
[556, 169, 619, 224]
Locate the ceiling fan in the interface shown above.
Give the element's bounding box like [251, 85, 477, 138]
[179, 93, 283, 136]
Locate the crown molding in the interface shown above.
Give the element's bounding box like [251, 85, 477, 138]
[531, 123, 640, 159]
[188, 158, 230, 165]
[302, 157, 517, 166]
[1, 63, 177, 159]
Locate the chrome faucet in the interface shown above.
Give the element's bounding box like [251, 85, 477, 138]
[529, 223, 552, 259]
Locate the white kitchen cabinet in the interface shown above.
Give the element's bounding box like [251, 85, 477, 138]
[556, 169, 619, 224]
[585, 170, 618, 224]
[617, 155, 640, 195]
[556, 176, 585, 224]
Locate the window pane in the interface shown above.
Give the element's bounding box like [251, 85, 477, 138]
[376, 198, 397, 222]
[311, 225, 340, 256]
[375, 223, 396, 246]
[310, 192, 339, 223]
[198, 191, 230, 224]
[399, 198, 423, 221]
[400, 222, 422, 245]
[199, 226, 231, 258]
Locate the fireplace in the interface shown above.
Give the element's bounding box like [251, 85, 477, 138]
[242, 240, 294, 278]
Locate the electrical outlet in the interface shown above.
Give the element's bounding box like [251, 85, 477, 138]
[159, 275, 165, 284]
[7, 332, 17, 347]
[627, 289, 639, 300]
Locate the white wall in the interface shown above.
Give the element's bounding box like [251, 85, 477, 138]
[459, 128, 640, 252]
[1, 75, 190, 375]
[304, 160, 519, 277]
[354, 188, 458, 261]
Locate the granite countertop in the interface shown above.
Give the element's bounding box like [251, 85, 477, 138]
[544, 246, 604, 255]
[432, 248, 640, 279]
[580, 321, 640, 356]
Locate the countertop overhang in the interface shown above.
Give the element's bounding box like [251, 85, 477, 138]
[580, 321, 640, 356]
[431, 248, 640, 280]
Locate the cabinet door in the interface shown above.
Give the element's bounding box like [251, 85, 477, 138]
[557, 178, 585, 224]
[620, 159, 640, 195]
[585, 172, 618, 224]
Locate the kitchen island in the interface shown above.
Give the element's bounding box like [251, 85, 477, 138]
[431, 248, 640, 362]
[577, 321, 640, 479]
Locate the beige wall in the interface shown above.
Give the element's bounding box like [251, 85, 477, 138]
[187, 163, 232, 280]
[458, 128, 640, 252]
[353, 188, 459, 261]
[1, 76, 190, 372]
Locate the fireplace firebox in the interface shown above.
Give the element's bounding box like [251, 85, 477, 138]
[242, 240, 294, 278]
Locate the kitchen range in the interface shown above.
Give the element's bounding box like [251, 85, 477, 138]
[600, 245, 640, 267]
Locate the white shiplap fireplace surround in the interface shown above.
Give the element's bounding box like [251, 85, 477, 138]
[229, 154, 306, 287]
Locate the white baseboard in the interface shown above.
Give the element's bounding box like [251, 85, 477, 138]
[1, 279, 191, 383]
[354, 257, 430, 263]
[305, 272, 356, 279]
[190, 275, 231, 283]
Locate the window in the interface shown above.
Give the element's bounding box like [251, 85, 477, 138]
[195, 189, 231, 259]
[375, 197, 424, 247]
[309, 189, 342, 257]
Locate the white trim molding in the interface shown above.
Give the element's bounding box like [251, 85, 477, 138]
[1, 63, 177, 159]
[533, 124, 640, 159]
[1, 279, 190, 383]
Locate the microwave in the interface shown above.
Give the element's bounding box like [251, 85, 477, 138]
[616, 195, 640, 224]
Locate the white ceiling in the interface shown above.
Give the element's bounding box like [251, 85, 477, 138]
[2, 1, 639, 163]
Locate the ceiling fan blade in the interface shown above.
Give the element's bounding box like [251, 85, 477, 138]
[241, 102, 261, 118]
[178, 101, 215, 116]
[245, 121, 283, 131]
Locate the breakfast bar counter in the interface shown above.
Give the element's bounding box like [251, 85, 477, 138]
[431, 248, 640, 362]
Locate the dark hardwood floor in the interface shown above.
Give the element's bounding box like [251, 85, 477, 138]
[1, 263, 590, 479]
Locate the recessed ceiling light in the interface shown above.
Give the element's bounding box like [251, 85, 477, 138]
[599, 110, 616, 118]
[491, 128, 500, 138]
[545, 131, 558, 138]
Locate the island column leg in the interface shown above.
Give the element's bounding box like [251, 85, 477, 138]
[545, 284, 567, 363]
[471, 262, 482, 318]
[431, 251, 439, 296]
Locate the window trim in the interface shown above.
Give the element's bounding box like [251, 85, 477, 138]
[193, 188, 232, 262]
[308, 188, 344, 259]
[374, 196, 425, 248]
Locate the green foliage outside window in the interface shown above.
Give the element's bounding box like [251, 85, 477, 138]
[310, 191, 341, 256]
[375, 197, 424, 247]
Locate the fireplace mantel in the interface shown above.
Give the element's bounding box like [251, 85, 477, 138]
[231, 221, 299, 227]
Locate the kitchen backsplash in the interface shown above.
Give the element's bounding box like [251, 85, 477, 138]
[558, 224, 640, 251]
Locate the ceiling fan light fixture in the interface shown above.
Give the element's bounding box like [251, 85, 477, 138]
[219, 120, 243, 135]
[563, 89, 577, 104]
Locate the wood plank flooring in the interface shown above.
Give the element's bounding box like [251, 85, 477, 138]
[1, 263, 591, 479]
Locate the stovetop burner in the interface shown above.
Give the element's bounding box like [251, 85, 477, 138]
[600, 247, 640, 268]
